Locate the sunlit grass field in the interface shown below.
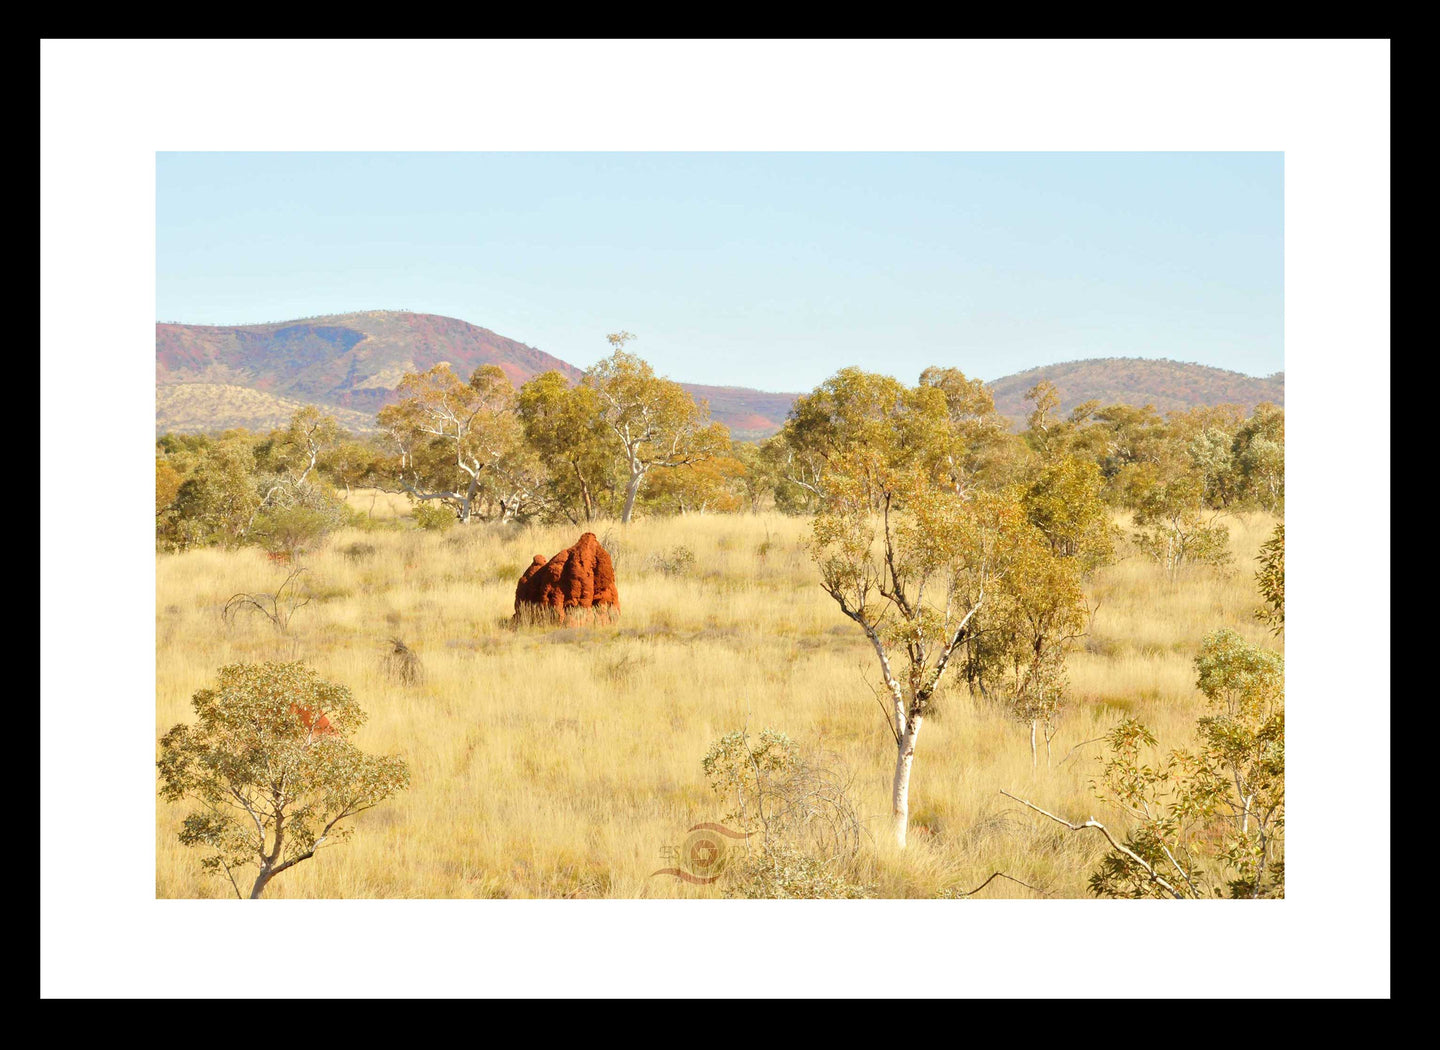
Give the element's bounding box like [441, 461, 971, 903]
[155, 494, 1279, 899]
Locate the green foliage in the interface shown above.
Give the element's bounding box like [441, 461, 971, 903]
[756, 434, 816, 515]
[250, 502, 342, 559]
[155, 459, 182, 517]
[1023, 379, 1062, 453]
[156, 407, 373, 552]
[779, 368, 954, 508]
[723, 839, 873, 899]
[1084, 630, 1284, 899]
[703, 728, 800, 833]
[412, 502, 457, 532]
[1020, 454, 1117, 572]
[703, 727, 866, 891]
[583, 346, 731, 523]
[646, 544, 696, 578]
[1184, 424, 1240, 509]
[917, 365, 1016, 491]
[638, 452, 748, 515]
[1194, 627, 1284, 716]
[376, 363, 535, 524]
[1255, 522, 1284, 633]
[157, 662, 410, 898]
[1010, 383, 1283, 527]
[1085, 717, 1210, 898]
[810, 453, 1095, 843]
[158, 351, 1283, 541]
[1126, 465, 1232, 581]
[320, 439, 386, 496]
[161, 437, 262, 550]
[723, 440, 772, 513]
[811, 462, 1091, 725]
[1230, 403, 1284, 511]
[992, 529, 1090, 748]
[516, 370, 614, 523]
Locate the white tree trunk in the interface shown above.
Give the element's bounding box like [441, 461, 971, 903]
[892, 718, 923, 849]
[621, 470, 644, 524]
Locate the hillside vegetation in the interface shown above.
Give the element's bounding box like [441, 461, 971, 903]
[989, 357, 1284, 424]
[156, 383, 374, 436]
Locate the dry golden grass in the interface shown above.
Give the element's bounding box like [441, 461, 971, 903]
[155, 494, 1279, 899]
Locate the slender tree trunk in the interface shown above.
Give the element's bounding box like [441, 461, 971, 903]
[1030, 720, 1038, 770]
[574, 465, 596, 522]
[251, 805, 285, 897]
[621, 470, 644, 524]
[892, 718, 923, 848]
[460, 474, 481, 525]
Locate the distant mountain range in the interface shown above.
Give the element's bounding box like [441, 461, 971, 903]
[156, 311, 799, 440]
[156, 311, 1282, 439]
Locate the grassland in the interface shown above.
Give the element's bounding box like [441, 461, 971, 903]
[155, 496, 1279, 899]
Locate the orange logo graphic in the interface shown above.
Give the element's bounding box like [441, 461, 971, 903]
[651, 822, 754, 884]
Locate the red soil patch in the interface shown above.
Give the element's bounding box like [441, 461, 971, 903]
[290, 704, 334, 738]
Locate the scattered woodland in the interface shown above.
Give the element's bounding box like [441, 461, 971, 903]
[156, 335, 1284, 899]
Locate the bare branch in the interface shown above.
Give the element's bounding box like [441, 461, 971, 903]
[999, 789, 1185, 899]
[955, 870, 1051, 898]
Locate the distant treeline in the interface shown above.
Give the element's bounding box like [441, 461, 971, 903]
[156, 341, 1282, 562]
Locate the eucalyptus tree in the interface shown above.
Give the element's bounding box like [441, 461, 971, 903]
[917, 365, 1014, 495]
[376, 363, 531, 523]
[1231, 402, 1285, 511]
[810, 455, 1048, 847]
[777, 368, 954, 510]
[584, 342, 730, 524]
[157, 662, 409, 899]
[1020, 453, 1117, 572]
[516, 370, 614, 523]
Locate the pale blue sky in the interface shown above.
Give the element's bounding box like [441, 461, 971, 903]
[156, 152, 1283, 392]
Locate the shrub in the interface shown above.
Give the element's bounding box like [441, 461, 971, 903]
[702, 727, 867, 897]
[412, 503, 457, 532]
[723, 840, 873, 899]
[383, 638, 424, 685]
[344, 505, 401, 533]
[647, 545, 696, 577]
[221, 567, 312, 633]
[250, 504, 340, 559]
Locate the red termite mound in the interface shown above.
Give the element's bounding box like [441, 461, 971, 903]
[512, 532, 621, 625]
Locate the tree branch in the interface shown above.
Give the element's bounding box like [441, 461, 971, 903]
[999, 789, 1185, 899]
